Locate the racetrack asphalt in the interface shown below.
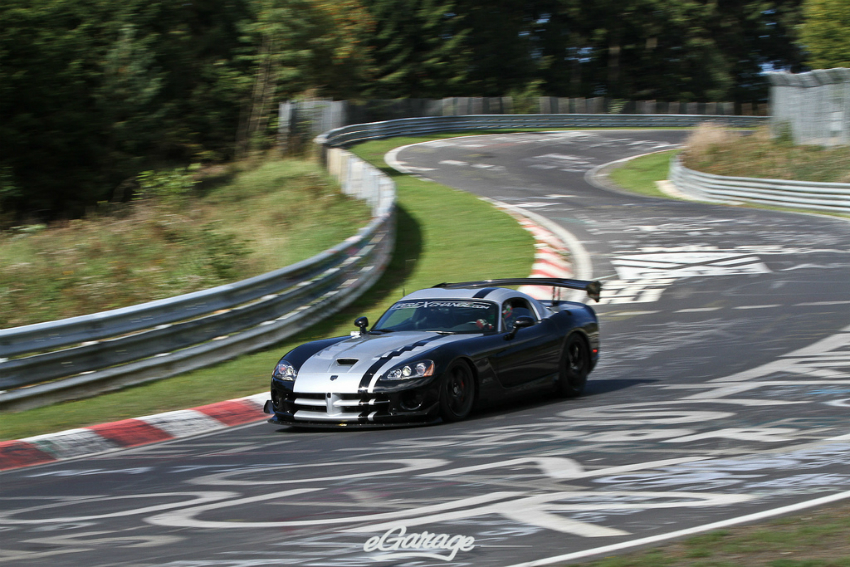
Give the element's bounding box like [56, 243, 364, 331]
[0, 204, 572, 473]
[2, 130, 850, 567]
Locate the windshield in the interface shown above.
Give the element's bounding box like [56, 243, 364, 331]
[373, 299, 500, 334]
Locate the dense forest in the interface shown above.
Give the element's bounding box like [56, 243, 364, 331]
[0, 0, 842, 220]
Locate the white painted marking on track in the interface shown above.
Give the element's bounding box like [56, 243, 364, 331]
[188, 459, 447, 486]
[662, 428, 797, 444]
[348, 491, 752, 535]
[503, 508, 628, 537]
[420, 456, 707, 480]
[0, 492, 236, 524]
[601, 310, 660, 316]
[733, 304, 781, 310]
[599, 247, 772, 304]
[399, 165, 435, 172]
[676, 307, 722, 313]
[711, 325, 850, 382]
[612, 251, 771, 280]
[501, 490, 850, 567]
[596, 278, 674, 305]
[148, 491, 519, 530]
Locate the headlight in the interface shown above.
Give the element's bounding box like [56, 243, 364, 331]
[383, 360, 435, 380]
[273, 360, 297, 381]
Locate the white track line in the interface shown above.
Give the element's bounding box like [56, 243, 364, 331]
[504, 489, 850, 567]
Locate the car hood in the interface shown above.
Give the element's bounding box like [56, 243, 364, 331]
[294, 331, 474, 394]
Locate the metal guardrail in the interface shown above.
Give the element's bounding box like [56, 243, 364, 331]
[316, 114, 768, 148]
[0, 113, 770, 412]
[670, 157, 850, 214]
[0, 149, 396, 411]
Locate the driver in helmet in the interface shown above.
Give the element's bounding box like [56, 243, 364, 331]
[502, 303, 515, 330]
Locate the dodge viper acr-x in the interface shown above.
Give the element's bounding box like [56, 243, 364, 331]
[263, 278, 602, 427]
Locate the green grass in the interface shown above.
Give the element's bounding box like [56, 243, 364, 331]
[0, 134, 534, 440]
[683, 126, 850, 183]
[606, 128, 850, 219]
[0, 159, 371, 329]
[566, 503, 850, 567]
[608, 150, 680, 198]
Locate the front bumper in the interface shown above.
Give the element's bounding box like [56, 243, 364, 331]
[266, 378, 440, 427]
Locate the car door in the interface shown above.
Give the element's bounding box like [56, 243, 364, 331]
[491, 298, 561, 388]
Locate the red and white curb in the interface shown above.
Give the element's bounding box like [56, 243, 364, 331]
[1, 149, 587, 473]
[485, 199, 588, 302]
[506, 211, 574, 300]
[0, 393, 269, 471]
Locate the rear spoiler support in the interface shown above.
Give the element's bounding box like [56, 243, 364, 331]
[433, 278, 602, 302]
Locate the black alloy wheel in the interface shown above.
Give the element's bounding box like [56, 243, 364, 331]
[439, 361, 476, 422]
[557, 333, 589, 398]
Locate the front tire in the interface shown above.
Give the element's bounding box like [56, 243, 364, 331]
[557, 334, 589, 398]
[438, 361, 476, 422]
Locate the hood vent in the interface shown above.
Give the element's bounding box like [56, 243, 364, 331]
[336, 358, 358, 366]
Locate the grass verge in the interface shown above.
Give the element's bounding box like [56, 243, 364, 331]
[608, 150, 680, 199]
[569, 500, 850, 567]
[683, 125, 850, 183]
[0, 134, 534, 440]
[607, 127, 850, 219]
[0, 159, 371, 329]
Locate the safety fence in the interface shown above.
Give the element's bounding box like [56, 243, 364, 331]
[316, 113, 768, 148]
[282, 97, 767, 139]
[0, 150, 395, 412]
[769, 68, 850, 146]
[670, 157, 850, 214]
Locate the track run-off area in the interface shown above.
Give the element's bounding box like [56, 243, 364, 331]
[2, 130, 850, 567]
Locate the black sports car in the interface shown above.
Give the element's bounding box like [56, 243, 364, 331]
[263, 278, 601, 427]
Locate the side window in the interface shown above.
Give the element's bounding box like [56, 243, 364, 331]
[502, 298, 536, 329]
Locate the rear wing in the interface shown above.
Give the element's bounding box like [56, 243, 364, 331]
[433, 278, 602, 302]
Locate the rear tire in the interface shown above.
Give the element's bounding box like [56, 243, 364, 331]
[439, 361, 476, 422]
[557, 334, 589, 398]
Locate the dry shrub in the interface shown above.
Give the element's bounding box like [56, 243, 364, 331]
[681, 123, 742, 166]
[681, 123, 850, 182]
[0, 158, 370, 329]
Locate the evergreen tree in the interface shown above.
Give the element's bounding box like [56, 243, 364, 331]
[361, 0, 470, 98]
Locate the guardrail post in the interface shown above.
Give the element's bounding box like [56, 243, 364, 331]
[0, 114, 399, 411]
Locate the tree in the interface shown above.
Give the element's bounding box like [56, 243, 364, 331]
[0, 0, 255, 218]
[455, 0, 539, 96]
[528, 0, 803, 103]
[238, 0, 374, 155]
[799, 0, 850, 68]
[361, 0, 470, 98]
[0, 0, 121, 216]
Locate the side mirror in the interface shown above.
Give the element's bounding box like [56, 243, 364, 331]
[505, 316, 535, 340]
[354, 316, 369, 334]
